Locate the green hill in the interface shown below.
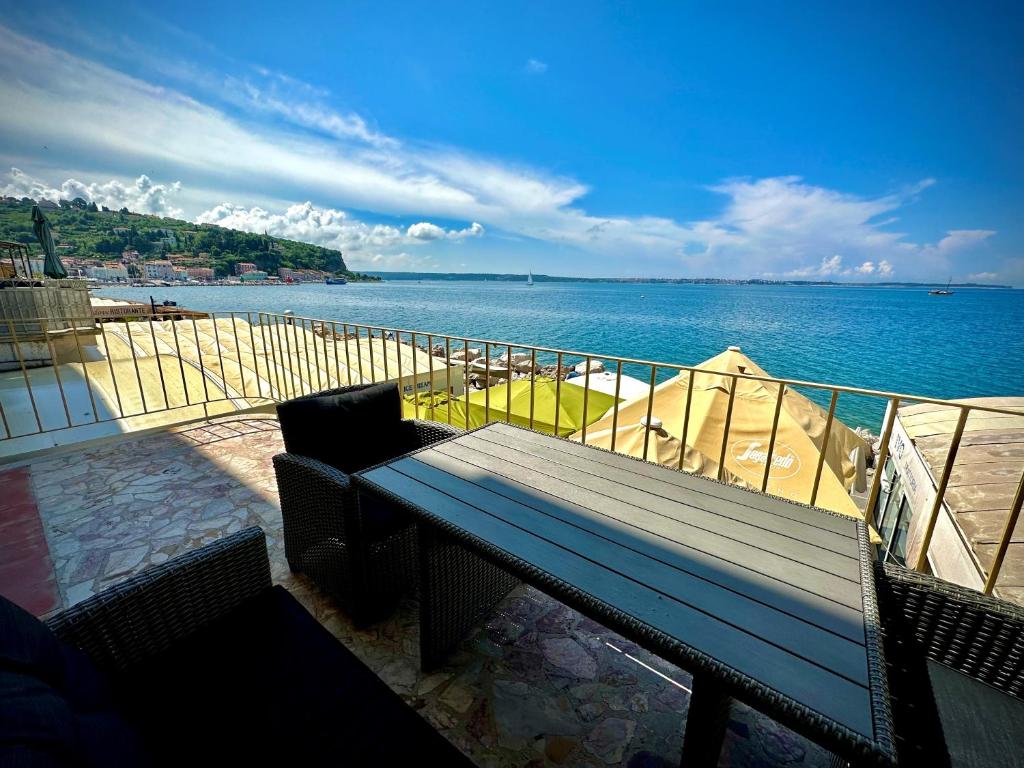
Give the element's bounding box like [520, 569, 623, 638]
[0, 197, 377, 280]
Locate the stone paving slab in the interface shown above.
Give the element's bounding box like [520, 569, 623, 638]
[22, 414, 831, 768]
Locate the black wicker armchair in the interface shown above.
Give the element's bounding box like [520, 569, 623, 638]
[273, 382, 462, 623]
[874, 562, 1024, 767]
[2, 527, 473, 766]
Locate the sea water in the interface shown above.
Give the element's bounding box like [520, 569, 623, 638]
[98, 282, 1024, 430]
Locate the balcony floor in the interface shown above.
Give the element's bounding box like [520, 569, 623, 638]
[10, 415, 831, 768]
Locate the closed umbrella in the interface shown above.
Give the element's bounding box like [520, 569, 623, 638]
[32, 205, 67, 279]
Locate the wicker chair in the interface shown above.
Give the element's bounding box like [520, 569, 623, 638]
[874, 562, 1024, 767]
[273, 383, 462, 623]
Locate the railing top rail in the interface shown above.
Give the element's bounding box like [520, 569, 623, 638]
[260, 312, 1023, 419]
[7, 310, 1022, 419]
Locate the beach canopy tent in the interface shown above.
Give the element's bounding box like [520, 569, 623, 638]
[404, 377, 619, 437]
[563, 370, 651, 405]
[571, 346, 869, 521]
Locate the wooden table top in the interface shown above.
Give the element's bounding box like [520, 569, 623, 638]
[356, 421, 888, 752]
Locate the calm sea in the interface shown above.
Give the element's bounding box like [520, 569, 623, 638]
[98, 281, 1024, 430]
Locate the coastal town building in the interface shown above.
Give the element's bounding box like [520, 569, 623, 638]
[234, 262, 258, 275]
[186, 267, 215, 281]
[279, 267, 330, 282]
[121, 249, 140, 262]
[238, 269, 268, 282]
[84, 263, 129, 282]
[142, 260, 176, 280]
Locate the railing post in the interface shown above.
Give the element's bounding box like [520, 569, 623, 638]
[140, 317, 160, 412]
[3, 319, 41, 434]
[96, 321, 124, 418]
[342, 323, 353, 386]
[69, 315, 100, 423]
[642, 365, 658, 461]
[809, 390, 839, 507]
[761, 383, 785, 493]
[678, 369, 695, 471]
[190, 317, 211, 404]
[554, 352, 564, 436]
[716, 375, 738, 481]
[983, 468, 1024, 594]
[529, 348, 537, 431]
[913, 406, 970, 572]
[864, 397, 901, 530]
[40, 318, 73, 428]
[580, 355, 592, 445]
[444, 337, 453, 425]
[610, 360, 623, 452]
[484, 342, 491, 423]
[169, 318, 190, 405]
[463, 339, 471, 430]
[506, 344, 513, 424]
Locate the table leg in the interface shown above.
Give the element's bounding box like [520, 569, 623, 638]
[418, 523, 519, 671]
[680, 673, 732, 768]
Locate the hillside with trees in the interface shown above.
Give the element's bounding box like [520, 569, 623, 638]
[0, 196, 375, 279]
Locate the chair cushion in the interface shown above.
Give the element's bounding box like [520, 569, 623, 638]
[112, 585, 474, 767]
[927, 659, 1024, 768]
[277, 383, 404, 474]
[0, 594, 149, 767]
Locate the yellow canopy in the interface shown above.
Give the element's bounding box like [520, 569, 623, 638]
[572, 347, 869, 521]
[404, 377, 619, 437]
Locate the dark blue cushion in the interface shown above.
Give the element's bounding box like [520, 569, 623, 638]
[277, 383, 404, 474]
[0, 594, 148, 767]
[927, 659, 1024, 768]
[113, 585, 473, 767]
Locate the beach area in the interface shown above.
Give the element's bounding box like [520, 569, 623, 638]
[95, 280, 1024, 431]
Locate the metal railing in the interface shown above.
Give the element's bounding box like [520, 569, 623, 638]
[2, 310, 1022, 596]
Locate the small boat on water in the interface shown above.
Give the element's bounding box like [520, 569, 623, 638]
[929, 278, 954, 296]
[325, 276, 348, 285]
[526, 270, 534, 286]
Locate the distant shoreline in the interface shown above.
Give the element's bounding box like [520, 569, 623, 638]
[364, 272, 1014, 289]
[89, 276, 1015, 289]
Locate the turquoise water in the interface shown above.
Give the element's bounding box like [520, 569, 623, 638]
[97, 282, 1024, 430]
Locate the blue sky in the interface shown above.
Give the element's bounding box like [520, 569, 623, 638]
[0, 1, 1021, 282]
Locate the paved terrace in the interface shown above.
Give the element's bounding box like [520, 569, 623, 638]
[3, 415, 831, 768]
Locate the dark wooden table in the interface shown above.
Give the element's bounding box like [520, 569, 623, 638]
[354, 422, 895, 766]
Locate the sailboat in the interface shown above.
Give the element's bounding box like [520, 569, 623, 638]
[526, 270, 534, 286]
[929, 278, 954, 296]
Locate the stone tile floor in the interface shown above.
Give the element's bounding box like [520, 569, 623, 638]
[15, 415, 831, 768]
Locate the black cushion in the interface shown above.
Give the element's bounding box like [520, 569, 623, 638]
[926, 659, 1024, 768]
[0, 594, 149, 767]
[112, 585, 474, 767]
[277, 383, 406, 474]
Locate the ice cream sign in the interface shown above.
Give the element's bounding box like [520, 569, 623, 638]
[731, 439, 802, 479]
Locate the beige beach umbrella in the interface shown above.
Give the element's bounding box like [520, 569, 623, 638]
[572, 346, 869, 522]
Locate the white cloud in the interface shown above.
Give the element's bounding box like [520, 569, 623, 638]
[2, 167, 183, 217]
[407, 220, 484, 241]
[967, 271, 998, 281]
[782, 254, 895, 279]
[196, 199, 483, 253]
[0, 25, 1000, 279]
[525, 58, 548, 75]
